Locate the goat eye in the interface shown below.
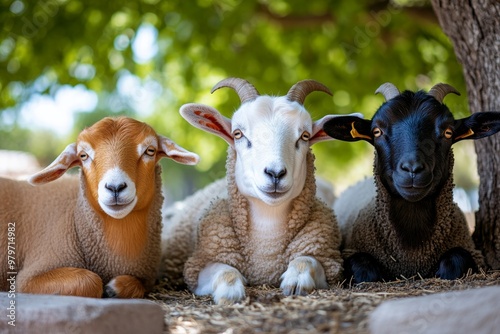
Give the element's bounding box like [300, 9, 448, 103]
[145, 146, 156, 156]
[79, 152, 88, 161]
[301, 131, 311, 141]
[373, 128, 383, 138]
[444, 128, 453, 139]
[233, 130, 243, 139]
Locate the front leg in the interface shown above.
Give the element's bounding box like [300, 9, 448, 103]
[280, 256, 328, 296]
[436, 247, 478, 280]
[195, 263, 246, 305]
[104, 275, 146, 298]
[344, 252, 386, 284]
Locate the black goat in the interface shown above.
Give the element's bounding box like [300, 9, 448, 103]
[324, 83, 500, 283]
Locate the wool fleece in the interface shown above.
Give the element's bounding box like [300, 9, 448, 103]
[184, 147, 343, 290]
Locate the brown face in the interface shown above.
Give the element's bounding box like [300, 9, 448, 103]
[28, 116, 200, 220]
[77, 117, 162, 219]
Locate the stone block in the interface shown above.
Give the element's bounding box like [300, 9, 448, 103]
[369, 286, 500, 334]
[0, 292, 164, 334]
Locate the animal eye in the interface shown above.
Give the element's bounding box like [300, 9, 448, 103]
[301, 131, 311, 141]
[79, 152, 88, 161]
[373, 127, 383, 138]
[233, 129, 243, 139]
[145, 146, 156, 156]
[444, 128, 453, 139]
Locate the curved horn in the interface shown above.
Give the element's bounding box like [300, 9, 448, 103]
[428, 83, 461, 103]
[375, 82, 400, 101]
[211, 77, 260, 104]
[286, 80, 332, 105]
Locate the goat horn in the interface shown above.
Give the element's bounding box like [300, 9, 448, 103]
[286, 80, 332, 105]
[375, 82, 400, 101]
[428, 83, 461, 103]
[211, 77, 260, 104]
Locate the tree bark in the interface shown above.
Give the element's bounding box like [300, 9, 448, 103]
[431, 0, 500, 269]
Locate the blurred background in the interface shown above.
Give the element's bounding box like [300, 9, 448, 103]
[0, 0, 478, 204]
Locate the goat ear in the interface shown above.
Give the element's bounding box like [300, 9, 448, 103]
[453, 111, 500, 143]
[180, 103, 233, 146]
[322, 115, 373, 144]
[158, 135, 200, 165]
[310, 113, 365, 145]
[28, 143, 81, 185]
[310, 115, 337, 145]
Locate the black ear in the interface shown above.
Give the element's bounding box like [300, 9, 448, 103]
[453, 111, 500, 143]
[323, 116, 373, 144]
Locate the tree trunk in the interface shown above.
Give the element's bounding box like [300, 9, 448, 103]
[431, 0, 500, 269]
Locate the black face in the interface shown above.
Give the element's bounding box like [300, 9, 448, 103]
[323, 87, 500, 204]
[372, 92, 455, 202]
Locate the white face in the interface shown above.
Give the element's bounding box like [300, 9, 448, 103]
[232, 96, 313, 206]
[96, 167, 138, 219]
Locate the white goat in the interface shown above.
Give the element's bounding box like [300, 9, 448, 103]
[170, 78, 349, 304]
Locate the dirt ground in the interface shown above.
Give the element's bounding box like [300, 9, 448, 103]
[148, 270, 500, 334]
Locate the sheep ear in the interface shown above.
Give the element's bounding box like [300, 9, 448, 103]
[310, 113, 365, 145]
[322, 115, 373, 144]
[28, 143, 81, 185]
[157, 135, 200, 165]
[180, 103, 233, 146]
[453, 111, 500, 143]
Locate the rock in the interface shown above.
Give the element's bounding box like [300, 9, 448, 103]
[0, 292, 164, 334]
[369, 286, 500, 334]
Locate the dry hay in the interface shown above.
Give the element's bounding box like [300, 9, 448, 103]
[148, 271, 500, 334]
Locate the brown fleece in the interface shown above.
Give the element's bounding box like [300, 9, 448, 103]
[76, 165, 163, 292]
[183, 147, 343, 291]
[0, 165, 163, 294]
[342, 153, 484, 278]
[161, 178, 227, 287]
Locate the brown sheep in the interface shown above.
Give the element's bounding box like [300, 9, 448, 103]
[0, 116, 199, 298]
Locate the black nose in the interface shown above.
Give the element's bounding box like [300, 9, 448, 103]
[264, 167, 287, 182]
[105, 182, 127, 195]
[400, 160, 425, 176]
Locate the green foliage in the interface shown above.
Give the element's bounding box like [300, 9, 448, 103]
[0, 0, 472, 197]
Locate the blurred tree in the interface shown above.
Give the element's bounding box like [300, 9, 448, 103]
[0, 0, 471, 196]
[432, 0, 500, 269]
